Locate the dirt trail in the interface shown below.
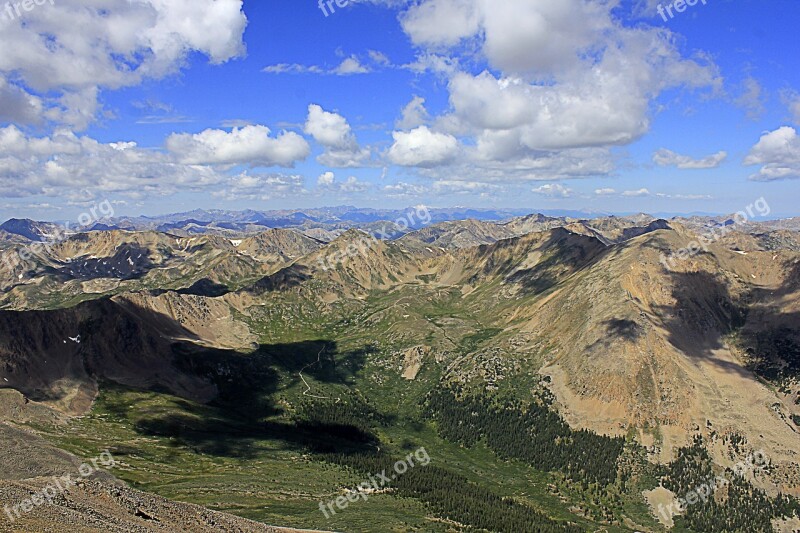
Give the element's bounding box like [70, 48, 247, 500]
[298, 347, 340, 403]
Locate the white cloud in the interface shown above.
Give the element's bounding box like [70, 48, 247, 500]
[220, 119, 254, 128]
[166, 125, 310, 167]
[532, 183, 573, 198]
[0, 77, 44, 124]
[396, 96, 430, 130]
[0, 125, 224, 198]
[735, 77, 766, 121]
[443, 43, 717, 152]
[400, 0, 718, 84]
[340, 176, 371, 193]
[744, 126, 800, 181]
[304, 104, 370, 167]
[333, 56, 370, 75]
[262, 64, 324, 74]
[389, 0, 721, 182]
[318, 171, 336, 187]
[315, 171, 370, 193]
[401, 53, 460, 75]
[317, 149, 371, 168]
[781, 90, 800, 125]
[478, 0, 611, 74]
[387, 126, 459, 167]
[305, 105, 357, 149]
[137, 115, 193, 125]
[653, 149, 727, 169]
[448, 73, 539, 131]
[405, 145, 613, 184]
[213, 173, 306, 201]
[383, 182, 430, 198]
[622, 188, 651, 197]
[656, 193, 713, 200]
[368, 50, 391, 66]
[382, 179, 503, 197]
[399, 0, 481, 47]
[263, 53, 385, 77]
[595, 188, 617, 196]
[0, 0, 247, 129]
[431, 180, 500, 195]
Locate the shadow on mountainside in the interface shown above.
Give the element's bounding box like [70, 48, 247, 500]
[604, 319, 643, 341]
[736, 259, 800, 381]
[0, 297, 378, 457]
[129, 338, 378, 458]
[176, 278, 231, 297]
[242, 264, 311, 295]
[653, 267, 800, 382]
[496, 229, 611, 296]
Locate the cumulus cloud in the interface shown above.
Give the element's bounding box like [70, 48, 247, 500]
[333, 56, 370, 75]
[442, 43, 717, 152]
[339, 176, 371, 193]
[0, 0, 247, 129]
[735, 77, 767, 121]
[401, 145, 613, 186]
[477, 0, 611, 75]
[401, 52, 460, 75]
[0, 125, 224, 198]
[383, 178, 506, 198]
[304, 104, 370, 167]
[0, 122, 314, 201]
[317, 171, 336, 187]
[384, 179, 501, 197]
[399, 0, 718, 83]
[387, 0, 721, 181]
[470, 145, 614, 180]
[653, 149, 727, 169]
[432, 180, 500, 195]
[213, 173, 306, 201]
[623, 188, 651, 197]
[315, 171, 370, 193]
[0, 77, 44, 124]
[595, 188, 617, 196]
[166, 125, 310, 167]
[399, 0, 481, 47]
[532, 183, 573, 198]
[397, 96, 430, 130]
[368, 50, 391, 66]
[781, 90, 800, 125]
[744, 126, 800, 181]
[387, 126, 459, 167]
[305, 105, 357, 149]
[383, 182, 430, 198]
[263, 53, 384, 76]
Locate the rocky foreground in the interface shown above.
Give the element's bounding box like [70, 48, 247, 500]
[0, 423, 326, 533]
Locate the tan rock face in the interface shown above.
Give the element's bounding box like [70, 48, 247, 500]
[401, 345, 433, 380]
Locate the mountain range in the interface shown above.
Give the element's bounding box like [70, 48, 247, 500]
[1, 208, 799, 532]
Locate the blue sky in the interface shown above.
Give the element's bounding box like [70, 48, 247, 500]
[1, 0, 799, 221]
